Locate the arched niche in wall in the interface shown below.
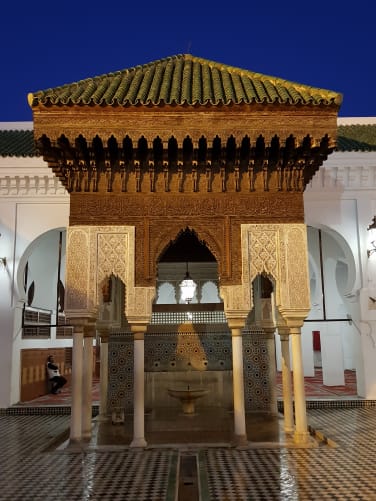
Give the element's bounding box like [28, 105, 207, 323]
[16, 228, 66, 312]
[307, 225, 356, 319]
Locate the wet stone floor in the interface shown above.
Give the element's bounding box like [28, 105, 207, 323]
[0, 406, 376, 500]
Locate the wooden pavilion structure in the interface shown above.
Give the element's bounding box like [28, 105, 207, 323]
[29, 54, 342, 446]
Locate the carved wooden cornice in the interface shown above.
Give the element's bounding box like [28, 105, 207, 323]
[36, 130, 334, 194]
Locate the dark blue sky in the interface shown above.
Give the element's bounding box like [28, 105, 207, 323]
[1, 1, 375, 121]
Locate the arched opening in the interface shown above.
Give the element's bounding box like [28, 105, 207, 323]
[272, 225, 359, 396]
[154, 228, 222, 313]
[14, 228, 72, 403]
[143, 228, 235, 434]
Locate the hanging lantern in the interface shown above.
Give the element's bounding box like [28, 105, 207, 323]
[179, 262, 196, 304]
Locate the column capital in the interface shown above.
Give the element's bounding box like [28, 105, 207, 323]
[67, 315, 96, 330]
[83, 324, 95, 338]
[96, 321, 111, 342]
[130, 323, 147, 340]
[263, 328, 276, 340]
[278, 308, 310, 329]
[227, 318, 247, 331]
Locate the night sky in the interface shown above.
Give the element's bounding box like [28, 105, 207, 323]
[1, 1, 375, 121]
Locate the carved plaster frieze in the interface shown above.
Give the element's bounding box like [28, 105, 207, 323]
[69, 193, 304, 221]
[220, 284, 252, 321]
[95, 230, 132, 299]
[242, 223, 310, 322]
[65, 228, 91, 312]
[126, 287, 156, 324]
[65, 225, 155, 321]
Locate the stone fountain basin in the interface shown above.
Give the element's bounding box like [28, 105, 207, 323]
[167, 387, 209, 414]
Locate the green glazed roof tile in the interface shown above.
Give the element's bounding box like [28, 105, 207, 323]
[0, 130, 36, 157]
[29, 54, 342, 109]
[337, 125, 376, 151]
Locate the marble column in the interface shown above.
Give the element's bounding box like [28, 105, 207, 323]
[290, 326, 310, 443]
[278, 329, 294, 433]
[70, 323, 84, 443]
[97, 327, 109, 420]
[264, 328, 278, 415]
[230, 321, 247, 445]
[82, 325, 94, 439]
[130, 325, 147, 448]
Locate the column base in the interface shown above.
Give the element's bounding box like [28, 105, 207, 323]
[232, 434, 248, 447]
[293, 430, 311, 445]
[284, 426, 295, 434]
[68, 438, 85, 451]
[81, 432, 92, 441]
[130, 437, 147, 448]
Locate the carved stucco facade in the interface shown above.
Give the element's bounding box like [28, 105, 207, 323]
[65, 225, 155, 323]
[64, 222, 310, 326]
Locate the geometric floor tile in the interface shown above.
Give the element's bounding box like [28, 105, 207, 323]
[2, 406, 376, 500]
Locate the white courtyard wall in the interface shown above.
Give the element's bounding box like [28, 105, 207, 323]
[0, 151, 70, 407]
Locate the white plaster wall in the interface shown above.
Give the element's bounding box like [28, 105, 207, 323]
[9, 208, 70, 406]
[0, 154, 70, 407]
[304, 150, 376, 397]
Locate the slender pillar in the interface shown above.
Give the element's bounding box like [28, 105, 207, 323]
[279, 331, 294, 433]
[230, 324, 247, 445]
[264, 329, 278, 415]
[70, 324, 84, 443]
[82, 326, 94, 439]
[130, 326, 147, 448]
[290, 326, 310, 443]
[97, 328, 109, 420]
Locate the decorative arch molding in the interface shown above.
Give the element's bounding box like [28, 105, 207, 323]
[154, 224, 223, 276]
[65, 225, 155, 322]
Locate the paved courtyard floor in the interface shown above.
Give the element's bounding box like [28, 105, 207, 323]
[1, 405, 376, 500]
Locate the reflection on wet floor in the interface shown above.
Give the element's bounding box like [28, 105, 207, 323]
[90, 406, 294, 448]
[2, 406, 376, 500]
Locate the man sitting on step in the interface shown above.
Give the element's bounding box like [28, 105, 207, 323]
[46, 355, 67, 394]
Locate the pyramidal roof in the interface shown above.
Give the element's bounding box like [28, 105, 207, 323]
[28, 54, 342, 109]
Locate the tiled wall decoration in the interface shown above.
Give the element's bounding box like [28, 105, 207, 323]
[108, 327, 272, 413]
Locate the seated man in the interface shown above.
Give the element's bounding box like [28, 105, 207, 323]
[46, 355, 67, 394]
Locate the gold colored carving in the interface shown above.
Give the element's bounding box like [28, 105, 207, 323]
[284, 226, 310, 310]
[69, 192, 303, 220]
[220, 284, 252, 319]
[68, 192, 303, 288]
[242, 223, 310, 321]
[126, 287, 155, 322]
[33, 104, 338, 147]
[65, 225, 155, 321]
[65, 228, 90, 311]
[96, 232, 129, 303]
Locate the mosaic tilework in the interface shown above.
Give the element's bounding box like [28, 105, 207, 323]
[108, 328, 272, 412]
[144, 331, 232, 371]
[243, 331, 271, 411]
[108, 336, 134, 412]
[203, 407, 376, 500]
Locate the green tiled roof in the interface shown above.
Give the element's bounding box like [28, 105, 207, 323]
[337, 125, 376, 151]
[28, 54, 342, 108]
[0, 130, 36, 157]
